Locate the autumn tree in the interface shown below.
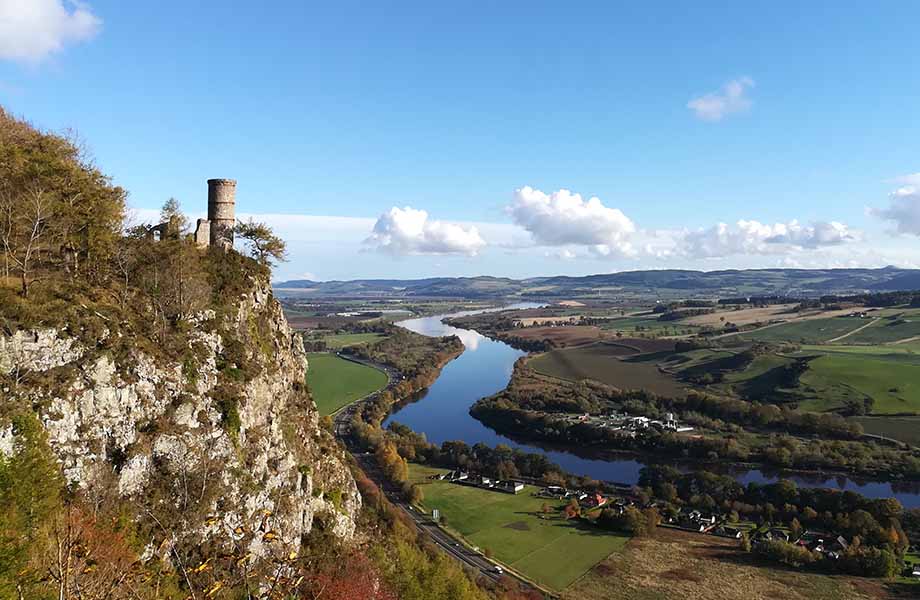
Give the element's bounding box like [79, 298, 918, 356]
[0, 186, 52, 296]
[235, 218, 287, 267]
[0, 107, 125, 291]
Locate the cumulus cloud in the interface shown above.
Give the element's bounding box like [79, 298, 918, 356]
[508, 186, 636, 257]
[869, 174, 920, 235]
[687, 77, 755, 122]
[680, 219, 859, 258]
[0, 0, 101, 63]
[365, 206, 486, 256]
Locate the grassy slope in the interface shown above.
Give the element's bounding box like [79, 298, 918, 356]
[305, 353, 388, 415]
[799, 354, 920, 414]
[529, 344, 686, 397]
[739, 317, 868, 344]
[409, 465, 628, 591]
[845, 314, 920, 344]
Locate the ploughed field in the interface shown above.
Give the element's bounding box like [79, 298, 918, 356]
[528, 341, 686, 397]
[305, 352, 388, 415]
[408, 464, 629, 591]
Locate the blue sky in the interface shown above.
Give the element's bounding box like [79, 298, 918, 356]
[2, 1, 919, 281]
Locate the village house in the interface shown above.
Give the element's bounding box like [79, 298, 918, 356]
[495, 480, 525, 494]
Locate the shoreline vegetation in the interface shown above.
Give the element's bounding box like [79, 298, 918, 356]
[470, 359, 920, 484]
[319, 313, 918, 591]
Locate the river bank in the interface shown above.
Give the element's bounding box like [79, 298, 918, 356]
[386, 308, 920, 508]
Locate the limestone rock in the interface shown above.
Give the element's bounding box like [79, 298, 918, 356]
[0, 280, 359, 558]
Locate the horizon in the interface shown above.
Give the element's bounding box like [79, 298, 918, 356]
[3, 1, 920, 281]
[273, 263, 915, 285]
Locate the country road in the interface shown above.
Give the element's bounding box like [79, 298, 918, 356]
[330, 360, 545, 595]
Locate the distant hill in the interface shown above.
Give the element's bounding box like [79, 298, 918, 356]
[274, 267, 920, 300]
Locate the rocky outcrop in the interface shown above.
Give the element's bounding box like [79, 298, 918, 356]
[0, 280, 359, 560]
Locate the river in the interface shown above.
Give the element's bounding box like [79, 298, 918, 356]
[384, 307, 920, 508]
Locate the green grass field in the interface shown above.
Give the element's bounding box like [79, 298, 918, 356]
[738, 317, 869, 344]
[409, 464, 628, 591]
[317, 332, 388, 349]
[305, 353, 388, 415]
[803, 343, 920, 364]
[843, 314, 920, 345]
[529, 343, 686, 396]
[599, 314, 697, 335]
[799, 354, 920, 414]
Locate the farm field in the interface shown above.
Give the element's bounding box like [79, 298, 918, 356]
[737, 316, 870, 344]
[799, 354, 920, 414]
[804, 344, 920, 364]
[845, 314, 920, 344]
[853, 416, 920, 446]
[600, 314, 697, 336]
[563, 526, 882, 600]
[305, 353, 388, 415]
[529, 343, 686, 396]
[684, 304, 797, 327]
[316, 332, 388, 349]
[504, 325, 606, 347]
[408, 464, 628, 591]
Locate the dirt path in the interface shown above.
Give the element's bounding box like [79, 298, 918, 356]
[826, 318, 878, 344]
[891, 335, 920, 345]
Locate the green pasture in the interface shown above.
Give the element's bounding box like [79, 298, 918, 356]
[409, 464, 628, 591]
[738, 317, 869, 344]
[318, 332, 388, 349]
[843, 315, 920, 345]
[799, 354, 920, 414]
[599, 314, 697, 335]
[801, 344, 920, 365]
[305, 353, 388, 415]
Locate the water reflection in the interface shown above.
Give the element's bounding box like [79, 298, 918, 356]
[386, 306, 920, 508]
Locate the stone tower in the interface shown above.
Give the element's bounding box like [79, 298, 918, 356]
[207, 178, 236, 250]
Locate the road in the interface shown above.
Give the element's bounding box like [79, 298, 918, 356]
[826, 318, 878, 343]
[331, 357, 545, 594]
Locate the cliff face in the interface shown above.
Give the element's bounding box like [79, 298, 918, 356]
[0, 281, 359, 559]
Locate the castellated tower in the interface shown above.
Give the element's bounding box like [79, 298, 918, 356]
[207, 178, 236, 250]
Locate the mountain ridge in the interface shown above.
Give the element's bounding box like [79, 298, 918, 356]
[274, 266, 920, 299]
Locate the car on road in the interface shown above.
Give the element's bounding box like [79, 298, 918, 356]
[492, 566, 504, 574]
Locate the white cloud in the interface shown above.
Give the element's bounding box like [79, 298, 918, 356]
[365, 206, 486, 256]
[545, 248, 577, 260]
[508, 186, 637, 257]
[0, 0, 101, 64]
[687, 77, 755, 122]
[680, 219, 859, 258]
[870, 174, 920, 235]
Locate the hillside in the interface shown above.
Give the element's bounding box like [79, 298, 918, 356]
[0, 108, 491, 600]
[275, 267, 920, 300]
